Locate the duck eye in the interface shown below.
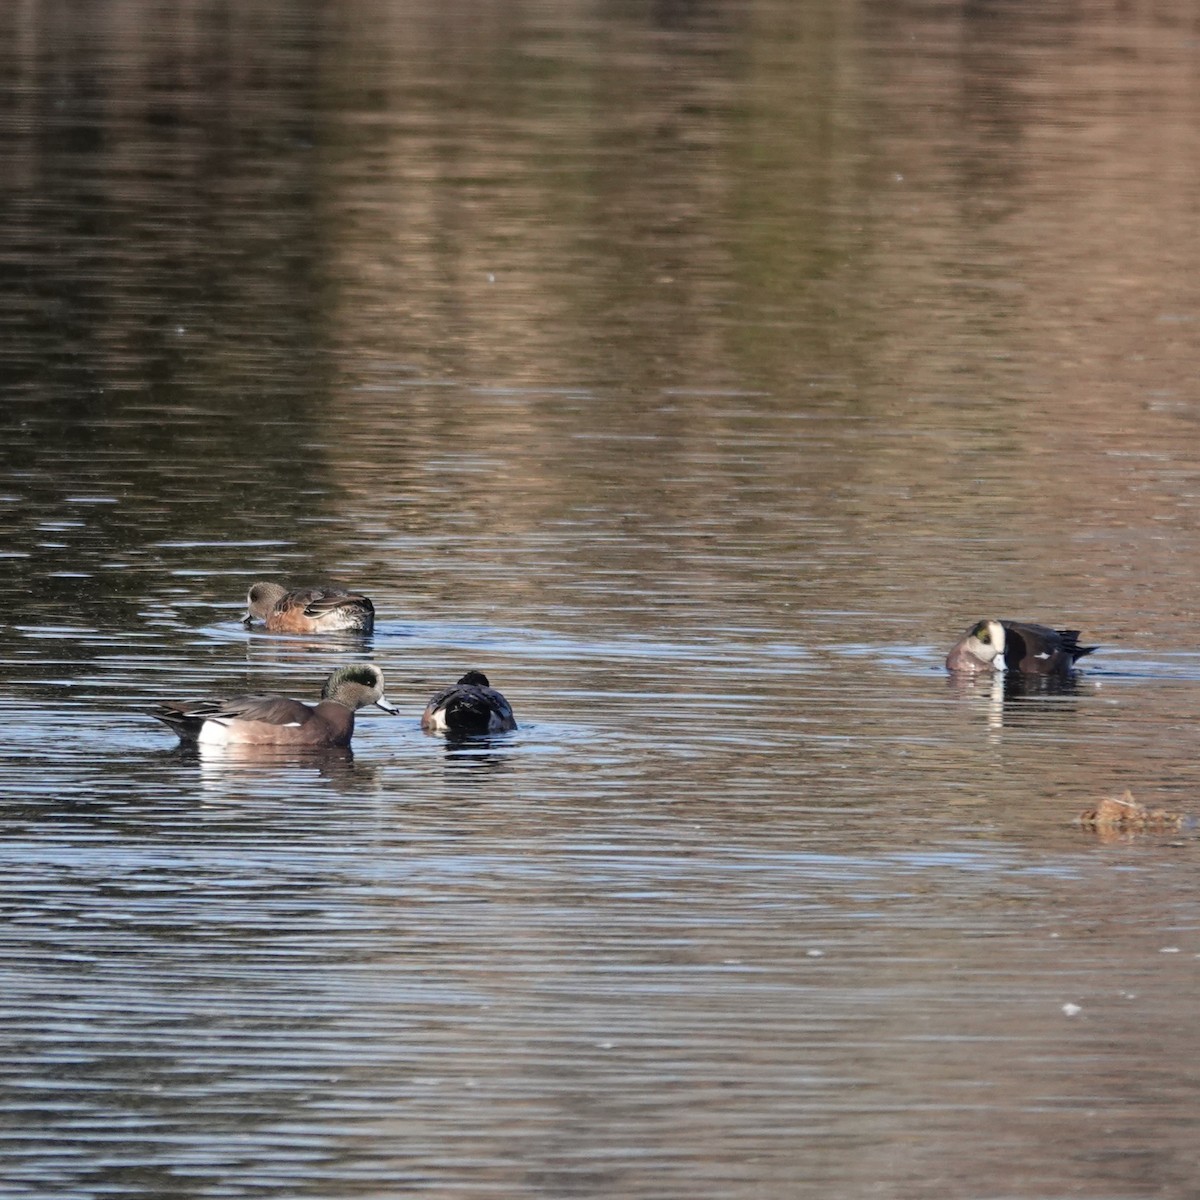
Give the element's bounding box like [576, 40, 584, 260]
[976, 625, 990, 644]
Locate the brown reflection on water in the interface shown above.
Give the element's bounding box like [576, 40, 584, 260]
[288, 0, 1200, 654]
[316, 0, 744, 392]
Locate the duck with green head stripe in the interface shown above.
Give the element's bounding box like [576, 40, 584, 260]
[150, 664, 398, 747]
[946, 620, 1097, 676]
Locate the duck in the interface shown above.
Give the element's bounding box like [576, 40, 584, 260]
[421, 671, 517, 735]
[945, 619, 1097, 675]
[149, 664, 398, 747]
[243, 582, 375, 635]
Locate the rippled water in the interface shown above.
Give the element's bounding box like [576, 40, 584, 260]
[3, 2, 1200, 1197]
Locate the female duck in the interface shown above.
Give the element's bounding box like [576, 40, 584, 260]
[244, 582, 375, 635]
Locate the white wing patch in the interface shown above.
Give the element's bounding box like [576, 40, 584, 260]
[197, 717, 302, 743]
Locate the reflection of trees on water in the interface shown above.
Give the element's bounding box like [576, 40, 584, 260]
[4, 0, 1200, 681]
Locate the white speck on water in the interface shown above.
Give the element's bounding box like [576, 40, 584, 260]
[1062, 1003, 1082, 1017]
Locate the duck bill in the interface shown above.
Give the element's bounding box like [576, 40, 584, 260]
[994, 654, 1008, 672]
[375, 696, 400, 715]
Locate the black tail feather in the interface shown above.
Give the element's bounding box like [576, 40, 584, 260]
[1058, 629, 1098, 661]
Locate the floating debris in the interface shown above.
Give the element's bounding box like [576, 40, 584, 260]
[1076, 791, 1186, 836]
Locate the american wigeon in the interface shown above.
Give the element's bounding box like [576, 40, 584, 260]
[150, 664, 398, 747]
[243, 582, 375, 635]
[421, 671, 517, 735]
[945, 619, 1097, 676]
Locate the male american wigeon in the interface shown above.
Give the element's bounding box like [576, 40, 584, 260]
[150, 664, 398, 747]
[243, 582, 375, 635]
[421, 671, 517, 735]
[945, 619, 1097, 676]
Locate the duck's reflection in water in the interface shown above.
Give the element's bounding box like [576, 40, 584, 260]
[436, 733, 516, 775]
[947, 669, 1091, 735]
[172, 742, 385, 797]
[240, 627, 375, 665]
[998, 672, 1088, 700]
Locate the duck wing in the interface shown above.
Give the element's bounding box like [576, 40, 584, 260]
[294, 588, 373, 617]
[151, 693, 315, 734]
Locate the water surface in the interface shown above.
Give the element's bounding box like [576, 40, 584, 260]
[2, 2, 1200, 1198]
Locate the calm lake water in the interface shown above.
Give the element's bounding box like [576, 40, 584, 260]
[3, 2, 1200, 1197]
